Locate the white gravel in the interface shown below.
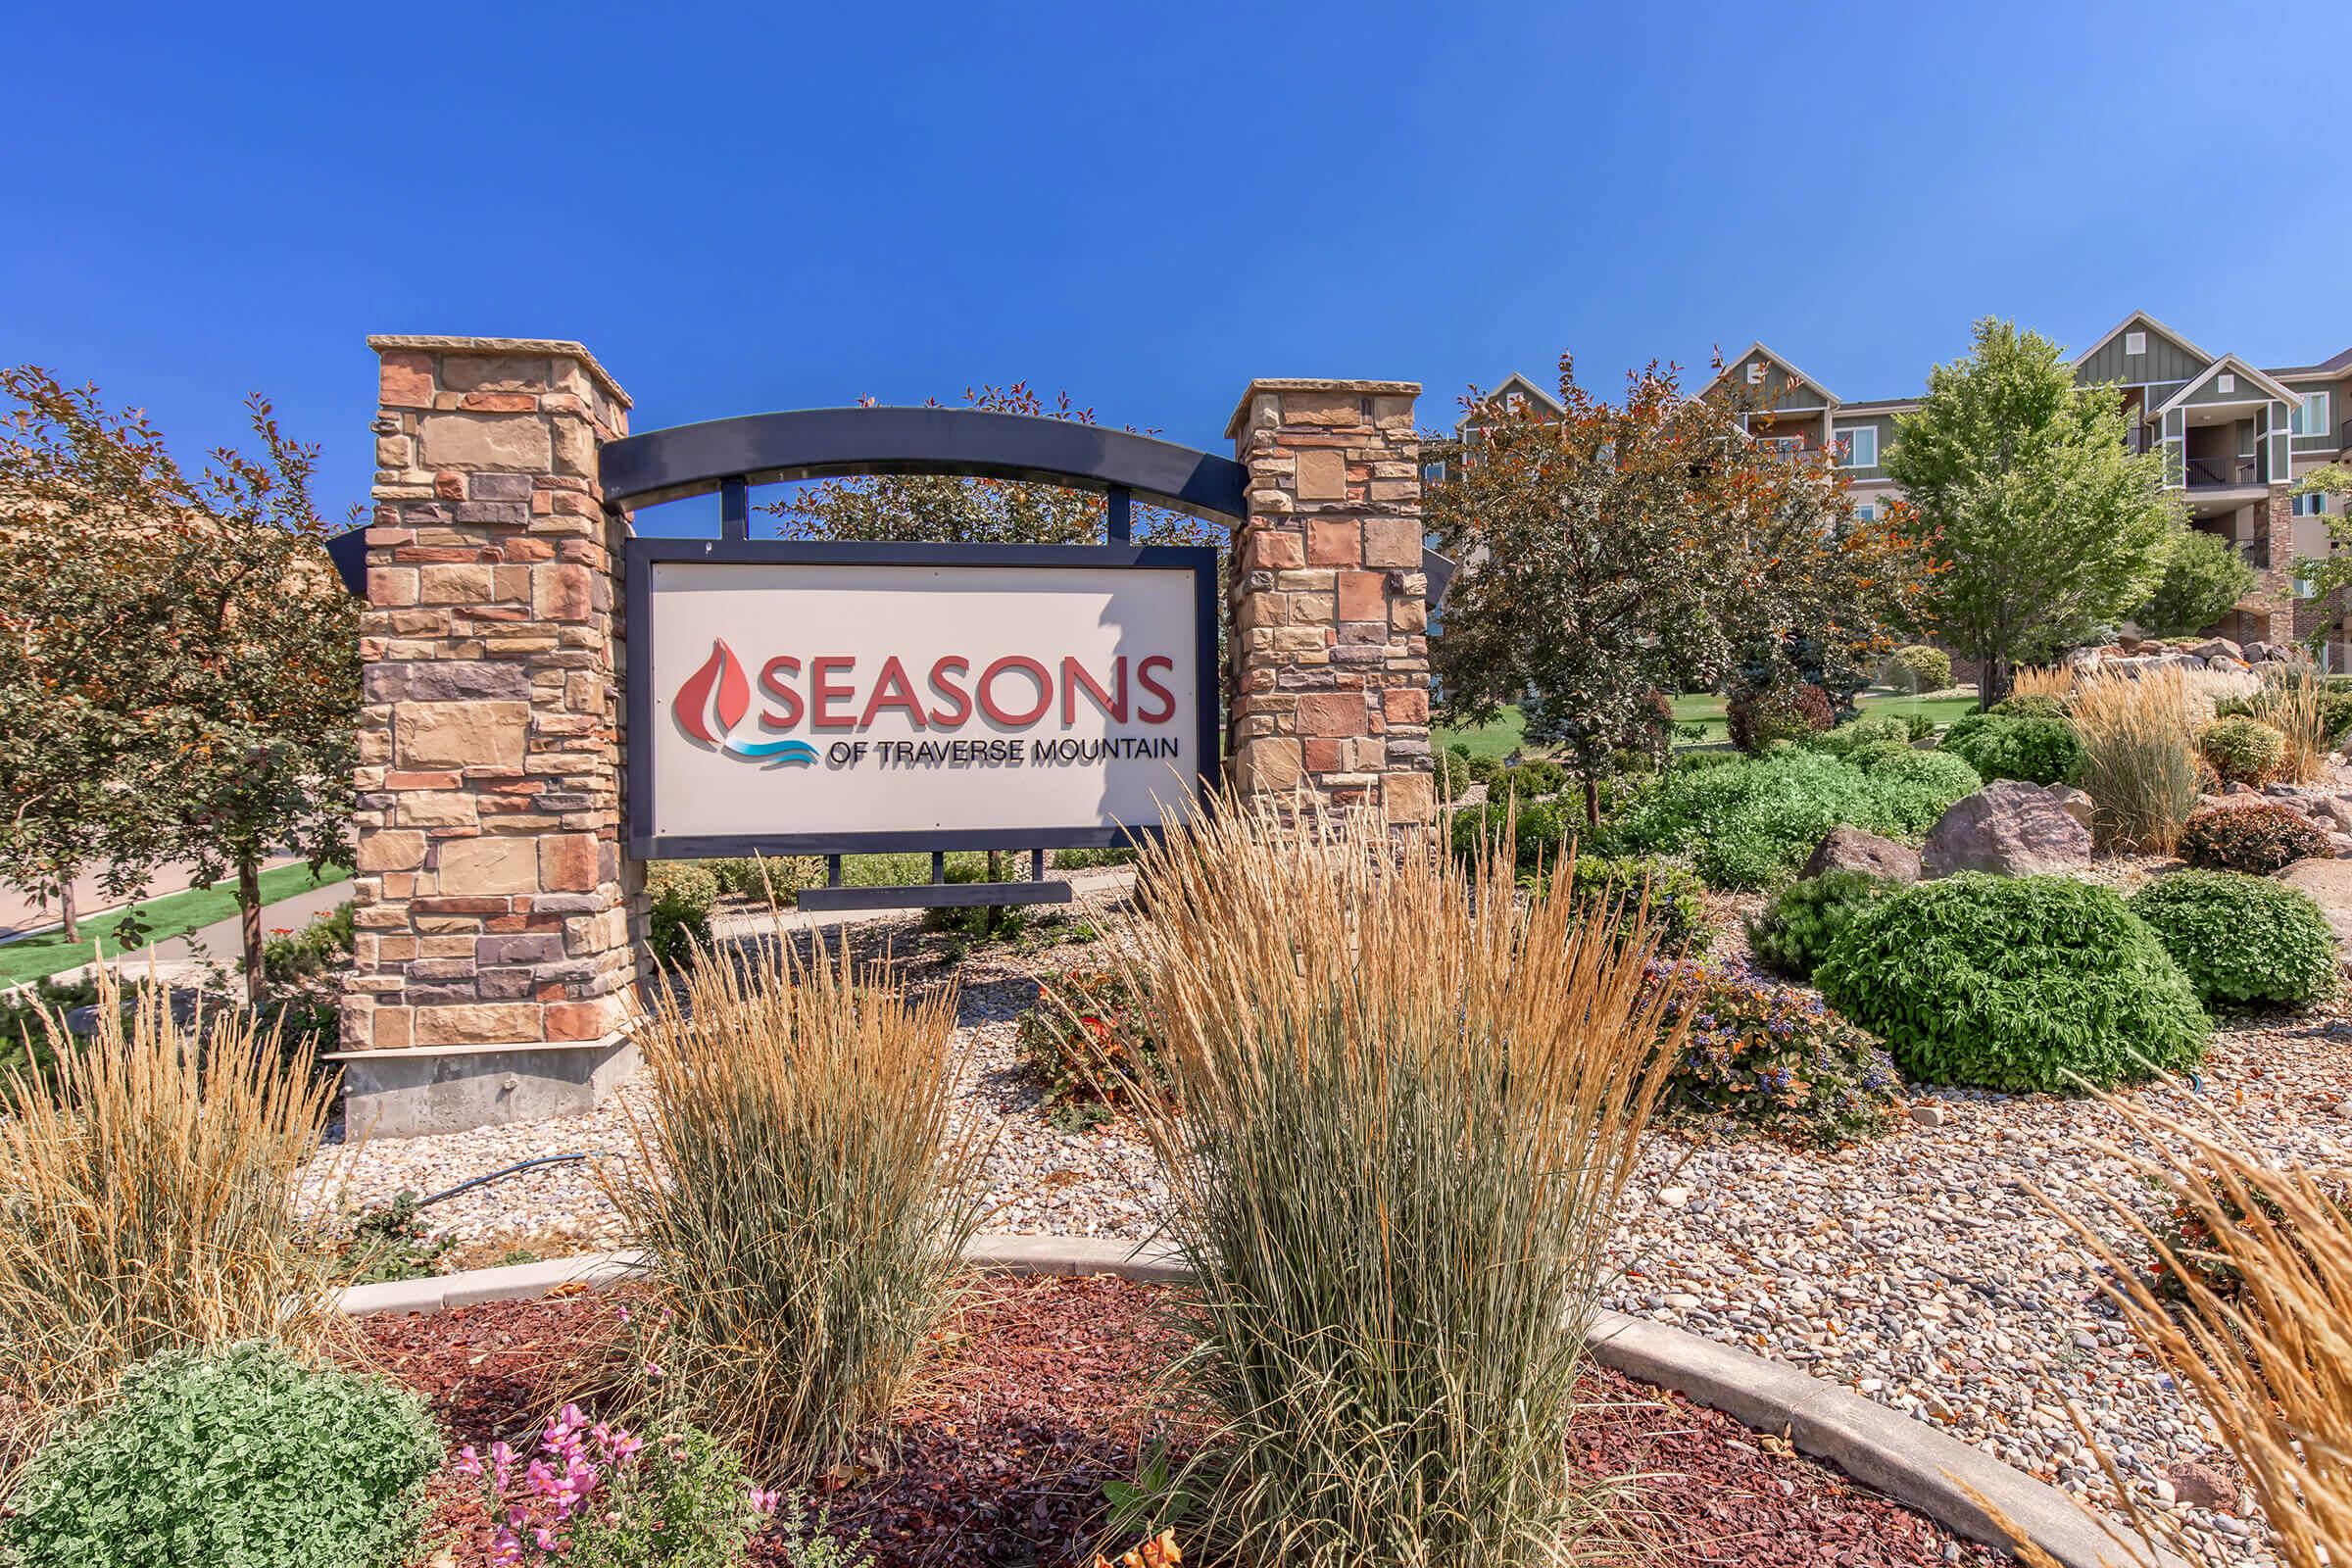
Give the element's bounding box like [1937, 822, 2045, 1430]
[302, 874, 2351, 1564]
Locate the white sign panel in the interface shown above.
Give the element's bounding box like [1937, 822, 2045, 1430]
[638, 556, 1208, 848]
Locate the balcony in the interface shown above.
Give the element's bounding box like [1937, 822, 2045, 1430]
[2185, 455, 2260, 489]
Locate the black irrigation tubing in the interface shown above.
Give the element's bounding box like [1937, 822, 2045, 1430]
[413, 1152, 601, 1210]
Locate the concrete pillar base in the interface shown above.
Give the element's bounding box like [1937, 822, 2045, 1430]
[329, 1034, 638, 1139]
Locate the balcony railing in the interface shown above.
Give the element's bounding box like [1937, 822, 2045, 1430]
[2185, 455, 2259, 488]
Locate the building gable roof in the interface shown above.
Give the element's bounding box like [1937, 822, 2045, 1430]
[1452, 370, 1565, 432]
[2270, 345, 2352, 380]
[1700, 341, 1839, 408]
[2072, 310, 2213, 371]
[2152, 354, 2305, 416]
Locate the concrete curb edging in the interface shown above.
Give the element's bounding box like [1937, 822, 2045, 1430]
[341, 1236, 2173, 1568]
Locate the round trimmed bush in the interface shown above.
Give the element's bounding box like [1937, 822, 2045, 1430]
[2126, 871, 2339, 1008]
[1814, 873, 2209, 1092]
[1989, 693, 2068, 720]
[1940, 713, 2084, 786]
[1882, 645, 1952, 693]
[646, 860, 720, 966]
[1811, 713, 1914, 760]
[2, 1342, 442, 1568]
[2179, 803, 2330, 875]
[1859, 749, 1984, 833]
[1748, 870, 1894, 980]
[1726, 682, 1834, 754]
[2198, 715, 2289, 785]
[1501, 757, 1567, 799]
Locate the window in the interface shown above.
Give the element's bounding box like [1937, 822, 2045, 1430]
[1834, 425, 1879, 468]
[2126, 331, 2147, 356]
[1746, 361, 1767, 385]
[2292, 391, 2334, 437]
[1762, 435, 1803, 459]
[2295, 490, 2329, 517]
[2218, 373, 2236, 394]
[1422, 461, 1446, 489]
[1853, 501, 1880, 521]
[1505, 391, 1525, 413]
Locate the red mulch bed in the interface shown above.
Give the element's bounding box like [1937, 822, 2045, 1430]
[351, 1274, 1996, 1568]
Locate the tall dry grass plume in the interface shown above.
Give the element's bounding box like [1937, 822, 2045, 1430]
[1985, 1096, 2352, 1568]
[2069, 667, 2204, 853]
[2240, 668, 2332, 786]
[2009, 664, 2078, 704]
[612, 929, 984, 1478]
[1126, 798, 1685, 1568]
[0, 968, 334, 1480]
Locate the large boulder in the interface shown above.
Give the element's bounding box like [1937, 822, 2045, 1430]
[2275, 858, 2352, 961]
[2187, 637, 2244, 663]
[1802, 825, 1921, 884]
[1921, 780, 2093, 878]
[2044, 783, 2095, 833]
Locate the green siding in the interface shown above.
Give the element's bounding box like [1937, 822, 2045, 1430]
[2180, 365, 2271, 408]
[2075, 317, 2207, 387]
[1729, 350, 1833, 413]
[1832, 414, 1899, 481]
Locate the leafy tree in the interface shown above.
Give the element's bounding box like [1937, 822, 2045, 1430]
[2290, 464, 2352, 649]
[1428, 354, 1937, 824]
[1884, 318, 2180, 706]
[0, 369, 357, 997]
[2133, 526, 2258, 638]
[0, 372, 182, 940]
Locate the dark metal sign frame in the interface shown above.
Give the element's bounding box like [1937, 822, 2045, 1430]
[623, 535, 1221, 864]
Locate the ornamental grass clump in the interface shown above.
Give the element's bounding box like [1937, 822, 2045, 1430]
[1127, 800, 1683, 1568]
[2067, 667, 2203, 853]
[0, 968, 334, 1478]
[613, 930, 984, 1478]
[1994, 1102, 2352, 1568]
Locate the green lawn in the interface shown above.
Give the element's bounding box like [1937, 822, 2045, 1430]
[1438, 691, 1983, 758]
[0, 862, 352, 988]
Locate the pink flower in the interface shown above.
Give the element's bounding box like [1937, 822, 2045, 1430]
[644, 1360, 665, 1380]
[454, 1445, 483, 1478]
[749, 1486, 783, 1515]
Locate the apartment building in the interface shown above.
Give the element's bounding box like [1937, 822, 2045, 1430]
[1452, 314, 2352, 658]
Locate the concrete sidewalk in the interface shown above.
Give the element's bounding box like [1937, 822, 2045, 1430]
[35, 874, 350, 997]
[0, 856, 304, 943]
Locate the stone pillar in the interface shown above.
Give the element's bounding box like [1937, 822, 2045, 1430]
[340, 336, 638, 1136]
[2260, 484, 2297, 644]
[1224, 379, 1434, 819]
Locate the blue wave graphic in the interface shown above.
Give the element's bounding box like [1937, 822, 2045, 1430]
[726, 737, 818, 765]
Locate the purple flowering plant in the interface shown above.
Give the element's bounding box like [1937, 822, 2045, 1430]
[1649, 958, 1901, 1148]
[453, 1396, 775, 1568]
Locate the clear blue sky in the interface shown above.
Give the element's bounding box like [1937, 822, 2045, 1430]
[9, 1, 2350, 536]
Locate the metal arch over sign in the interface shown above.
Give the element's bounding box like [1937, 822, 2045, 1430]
[601, 406, 1250, 523]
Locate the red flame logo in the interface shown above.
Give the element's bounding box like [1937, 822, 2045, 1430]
[674, 638, 750, 746]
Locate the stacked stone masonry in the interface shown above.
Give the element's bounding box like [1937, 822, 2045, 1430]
[345, 337, 638, 1062]
[1224, 379, 1434, 820]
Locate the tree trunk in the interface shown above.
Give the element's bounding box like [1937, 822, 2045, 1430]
[1583, 775, 1602, 830]
[983, 849, 1004, 939]
[58, 880, 77, 944]
[1980, 656, 2013, 711]
[238, 858, 267, 1003]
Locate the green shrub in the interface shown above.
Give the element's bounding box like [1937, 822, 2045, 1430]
[1604, 750, 1977, 889]
[1464, 753, 1505, 788]
[1433, 748, 1476, 804]
[2, 1342, 440, 1568]
[1881, 645, 1952, 693]
[1989, 693, 2068, 720]
[1449, 798, 1569, 876]
[646, 861, 719, 966]
[1563, 856, 1711, 956]
[1501, 757, 1567, 798]
[1747, 871, 1893, 980]
[703, 855, 824, 903]
[1814, 873, 2209, 1092]
[1809, 713, 1914, 760]
[1726, 682, 1833, 754]
[1655, 965, 1900, 1148]
[2178, 803, 2331, 875]
[1940, 713, 2085, 786]
[1015, 967, 1163, 1130]
[2197, 715, 2289, 785]
[918, 862, 1034, 940]
[2126, 871, 2340, 1009]
[261, 901, 354, 983]
[1843, 738, 1914, 773]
